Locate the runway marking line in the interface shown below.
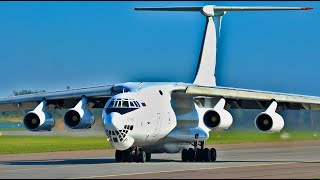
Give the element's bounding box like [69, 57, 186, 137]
[67, 161, 318, 179]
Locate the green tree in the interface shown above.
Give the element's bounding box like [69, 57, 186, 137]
[13, 90, 46, 96]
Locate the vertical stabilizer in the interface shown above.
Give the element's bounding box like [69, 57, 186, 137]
[134, 5, 312, 87]
[193, 8, 226, 86]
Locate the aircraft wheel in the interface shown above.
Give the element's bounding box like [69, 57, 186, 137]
[115, 150, 123, 162]
[138, 149, 147, 163]
[146, 152, 151, 162]
[121, 149, 129, 162]
[187, 148, 196, 162]
[210, 148, 217, 162]
[181, 149, 188, 162]
[203, 148, 211, 162]
[196, 148, 203, 162]
[133, 151, 139, 162]
[127, 149, 134, 162]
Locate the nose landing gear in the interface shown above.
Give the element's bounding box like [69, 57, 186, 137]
[115, 147, 151, 163]
[181, 141, 216, 162]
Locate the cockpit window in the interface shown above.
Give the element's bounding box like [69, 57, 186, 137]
[122, 101, 129, 108]
[108, 100, 115, 108]
[129, 101, 134, 107]
[115, 100, 121, 108]
[105, 98, 144, 115]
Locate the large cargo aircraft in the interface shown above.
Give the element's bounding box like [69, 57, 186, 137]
[0, 5, 317, 163]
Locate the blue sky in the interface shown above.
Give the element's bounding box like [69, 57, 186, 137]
[0, 1, 319, 97]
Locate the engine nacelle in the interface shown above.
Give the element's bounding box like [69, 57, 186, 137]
[255, 111, 284, 132]
[202, 98, 233, 130]
[203, 109, 233, 130]
[254, 101, 284, 132]
[23, 100, 55, 131]
[63, 97, 95, 129]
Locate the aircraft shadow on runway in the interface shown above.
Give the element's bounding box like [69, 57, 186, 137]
[1, 158, 319, 166]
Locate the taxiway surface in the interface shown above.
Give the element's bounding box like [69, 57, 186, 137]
[0, 140, 320, 179]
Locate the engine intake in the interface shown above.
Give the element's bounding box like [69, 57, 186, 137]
[204, 111, 220, 128]
[64, 97, 95, 129]
[23, 100, 55, 131]
[202, 98, 233, 130]
[255, 112, 284, 132]
[254, 101, 284, 133]
[203, 109, 232, 130]
[64, 110, 81, 128]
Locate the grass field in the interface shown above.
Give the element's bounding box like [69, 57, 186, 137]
[0, 118, 21, 123]
[0, 136, 112, 154]
[0, 130, 319, 154]
[206, 130, 320, 144]
[0, 128, 24, 131]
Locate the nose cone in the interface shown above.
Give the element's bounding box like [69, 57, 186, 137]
[103, 112, 123, 130]
[103, 111, 135, 150]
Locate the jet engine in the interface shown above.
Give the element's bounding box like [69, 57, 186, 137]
[64, 97, 95, 129]
[202, 98, 233, 130]
[23, 100, 55, 131]
[254, 101, 284, 132]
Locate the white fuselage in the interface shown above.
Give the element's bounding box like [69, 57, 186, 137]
[102, 82, 211, 153]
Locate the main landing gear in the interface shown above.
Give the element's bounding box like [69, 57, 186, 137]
[181, 141, 216, 162]
[115, 147, 151, 163]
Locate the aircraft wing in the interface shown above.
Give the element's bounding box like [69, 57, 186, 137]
[186, 85, 320, 110]
[0, 85, 115, 111]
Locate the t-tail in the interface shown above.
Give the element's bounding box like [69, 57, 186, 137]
[134, 5, 313, 86]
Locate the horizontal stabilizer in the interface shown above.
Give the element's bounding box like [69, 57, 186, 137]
[134, 6, 313, 11]
[134, 6, 313, 16]
[134, 7, 202, 11]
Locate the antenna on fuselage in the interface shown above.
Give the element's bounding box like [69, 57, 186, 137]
[134, 5, 312, 87]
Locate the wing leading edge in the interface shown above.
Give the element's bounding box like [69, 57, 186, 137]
[186, 86, 320, 110]
[0, 85, 115, 111]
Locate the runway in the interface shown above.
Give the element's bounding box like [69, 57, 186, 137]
[0, 140, 320, 179]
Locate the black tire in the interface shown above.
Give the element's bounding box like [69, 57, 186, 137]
[146, 152, 151, 162]
[203, 148, 211, 162]
[133, 152, 139, 162]
[210, 148, 217, 162]
[196, 148, 203, 162]
[122, 149, 129, 162]
[181, 149, 188, 162]
[115, 150, 123, 162]
[138, 150, 147, 163]
[187, 148, 196, 162]
[127, 150, 134, 162]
